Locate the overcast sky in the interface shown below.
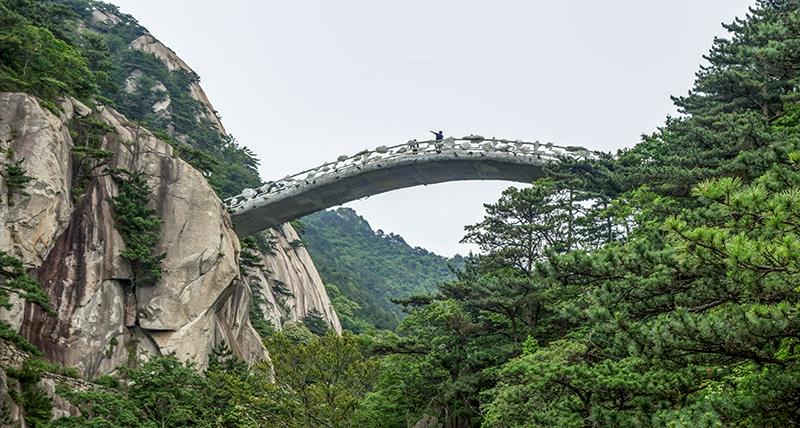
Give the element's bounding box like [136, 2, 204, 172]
[108, 0, 753, 256]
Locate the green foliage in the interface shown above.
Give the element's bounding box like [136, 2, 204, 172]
[8, 358, 80, 380]
[172, 141, 219, 178]
[0, 2, 396, 427]
[1, 149, 33, 206]
[0, 1, 96, 101]
[53, 357, 213, 427]
[301, 308, 331, 336]
[248, 288, 277, 340]
[54, 334, 378, 428]
[5, 358, 85, 427]
[352, 353, 429, 428]
[112, 357, 207, 426]
[4, 359, 79, 428]
[0, 322, 37, 355]
[301, 208, 462, 331]
[363, 5, 800, 426]
[352, 179, 595, 426]
[325, 283, 375, 333]
[266, 331, 379, 427]
[111, 170, 164, 287]
[93, 374, 119, 388]
[478, 156, 800, 426]
[463, 179, 582, 272]
[238, 236, 265, 275]
[50, 388, 150, 428]
[250, 231, 278, 256]
[207, 341, 249, 376]
[2, 0, 261, 199]
[9, 1, 800, 427]
[10, 383, 51, 428]
[280, 321, 316, 345]
[0, 401, 13, 426]
[239, 235, 280, 339]
[2, 0, 85, 40]
[0, 251, 51, 354]
[101, 43, 260, 197]
[69, 114, 115, 201]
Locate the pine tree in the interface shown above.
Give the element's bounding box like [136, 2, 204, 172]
[1, 150, 32, 206]
[111, 170, 165, 288]
[461, 179, 579, 274]
[207, 342, 248, 376]
[302, 309, 331, 336]
[0, 251, 51, 354]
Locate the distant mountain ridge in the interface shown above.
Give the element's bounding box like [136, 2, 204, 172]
[299, 208, 463, 331]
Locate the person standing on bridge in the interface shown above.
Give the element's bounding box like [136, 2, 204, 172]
[431, 130, 445, 152]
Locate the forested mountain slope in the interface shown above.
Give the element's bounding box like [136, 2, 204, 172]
[357, 3, 800, 427]
[299, 208, 463, 331]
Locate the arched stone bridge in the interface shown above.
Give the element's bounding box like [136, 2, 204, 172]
[226, 136, 596, 236]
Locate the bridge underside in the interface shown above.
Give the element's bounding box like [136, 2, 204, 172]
[231, 156, 547, 236]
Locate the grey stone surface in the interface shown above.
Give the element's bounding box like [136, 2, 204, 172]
[0, 93, 266, 377]
[245, 224, 342, 333]
[228, 139, 595, 236]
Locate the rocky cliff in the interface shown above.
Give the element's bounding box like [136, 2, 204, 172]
[119, 26, 341, 334]
[0, 93, 265, 377]
[127, 33, 227, 135]
[0, 4, 340, 378]
[247, 224, 342, 333]
[119, 25, 341, 335]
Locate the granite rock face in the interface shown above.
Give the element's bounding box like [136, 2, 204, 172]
[0, 94, 74, 267]
[130, 34, 227, 134]
[0, 11, 340, 380]
[246, 224, 342, 333]
[125, 28, 341, 335]
[0, 94, 76, 333]
[0, 93, 266, 378]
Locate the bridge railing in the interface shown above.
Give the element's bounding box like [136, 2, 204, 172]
[225, 137, 596, 212]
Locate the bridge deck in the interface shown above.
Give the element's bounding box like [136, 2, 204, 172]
[226, 138, 593, 236]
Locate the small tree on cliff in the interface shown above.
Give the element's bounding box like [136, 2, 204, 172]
[1, 150, 33, 206]
[111, 170, 165, 288]
[302, 309, 330, 336]
[0, 251, 52, 353]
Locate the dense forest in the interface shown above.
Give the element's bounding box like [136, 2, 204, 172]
[362, 3, 800, 425]
[299, 208, 462, 332]
[1, 0, 799, 427]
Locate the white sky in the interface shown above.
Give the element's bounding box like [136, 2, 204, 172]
[108, 0, 754, 256]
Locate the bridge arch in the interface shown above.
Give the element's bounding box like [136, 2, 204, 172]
[226, 137, 595, 236]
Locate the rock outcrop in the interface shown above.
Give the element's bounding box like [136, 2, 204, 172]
[0, 93, 266, 378]
[129, 34, 226, 134]
[0, 6, 340, 380]
[247, 224, 342, 333]
[0, 93, 75, 332]
[123, 26, 341, 334]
